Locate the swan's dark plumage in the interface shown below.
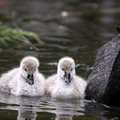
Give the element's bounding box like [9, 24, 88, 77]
[85, 34, 120, 106]
[116, 23, 120, 33]
[103, 49, 120, 106]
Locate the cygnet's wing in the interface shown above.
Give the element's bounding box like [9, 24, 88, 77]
[0, 68, 20, 93]
[85, 34, 120, 102]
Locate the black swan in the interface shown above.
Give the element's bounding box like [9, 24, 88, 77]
[85, 25, 120, 107]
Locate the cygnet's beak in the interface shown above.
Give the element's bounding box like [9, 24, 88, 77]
[27, 74, 34, 85]
[64, 72, 71, 83]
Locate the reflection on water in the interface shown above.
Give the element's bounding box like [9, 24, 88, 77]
[0, 0, 120, 119]
[0, 90, 120, 120]
[0, 90, 85, 120]
[17, 108, 37, 120]
[55, 100, 84, 120]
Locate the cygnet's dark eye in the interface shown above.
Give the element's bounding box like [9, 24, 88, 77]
[25, 69, 27, 71]
[71, 69, 73, 71]
[62, 68, 64, 71]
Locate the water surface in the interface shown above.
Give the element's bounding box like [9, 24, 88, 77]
[0, 0, 120, 119]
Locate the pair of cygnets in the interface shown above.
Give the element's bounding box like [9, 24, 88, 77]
[0, 56, 86, 99]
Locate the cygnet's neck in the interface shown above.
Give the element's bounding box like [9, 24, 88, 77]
[19, 74, 27, 83]
[103, 50, 120, 106]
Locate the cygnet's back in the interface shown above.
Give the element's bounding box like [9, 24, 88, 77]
[45, 57, 86, 99]
[0, 56, 45, 96]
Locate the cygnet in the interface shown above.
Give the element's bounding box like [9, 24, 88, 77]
[45, 57, 86, 99]
[0, 56, 45, 96]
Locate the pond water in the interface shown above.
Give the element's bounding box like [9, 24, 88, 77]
[0, 0, 120, 119]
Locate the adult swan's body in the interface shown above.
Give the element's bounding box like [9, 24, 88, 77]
[85, 33, 120, 107]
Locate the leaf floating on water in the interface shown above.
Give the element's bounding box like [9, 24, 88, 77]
[2, 105, 55, 110]
[20, 106, 55, 110]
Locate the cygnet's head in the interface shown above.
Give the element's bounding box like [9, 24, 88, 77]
[57, 57, 76, 84]
[20, 56, 39, 85]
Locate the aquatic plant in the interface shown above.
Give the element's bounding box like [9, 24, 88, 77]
[0, 22, 41, 51]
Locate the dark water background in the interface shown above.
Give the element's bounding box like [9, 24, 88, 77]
[0, 0, 120, 119]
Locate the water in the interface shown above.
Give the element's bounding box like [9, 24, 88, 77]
[0, 0, 120, 119]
